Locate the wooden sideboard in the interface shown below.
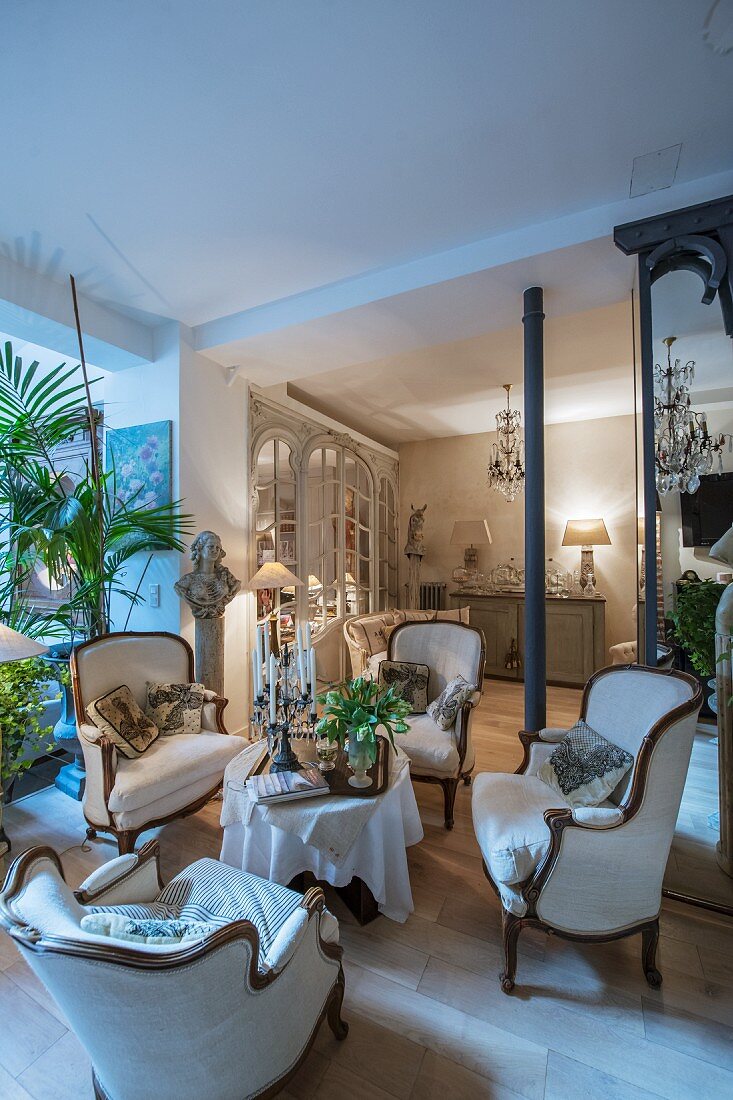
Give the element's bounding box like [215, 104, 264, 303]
[450, 590, 606, 688]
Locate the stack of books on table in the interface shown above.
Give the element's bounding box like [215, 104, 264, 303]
[246, 767, 330, 805]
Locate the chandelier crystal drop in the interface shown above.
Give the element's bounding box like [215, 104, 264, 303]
[654, 336, 732, 495]
[487, 384, 525, 502]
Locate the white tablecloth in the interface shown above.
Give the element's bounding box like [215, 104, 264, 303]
[220, 762, 423, 922]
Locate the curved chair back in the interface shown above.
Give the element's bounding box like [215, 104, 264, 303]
[538, 665, 702, 931]
[388, 621, 485, 702]
[1, 847, 341, 1100]
[72, 631, 193, 716]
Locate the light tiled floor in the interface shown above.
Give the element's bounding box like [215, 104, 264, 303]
[1, 681, 732, 1099]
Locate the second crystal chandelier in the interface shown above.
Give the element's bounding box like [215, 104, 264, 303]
[654, 336, 732, 495]
[488, 384, 525, 502]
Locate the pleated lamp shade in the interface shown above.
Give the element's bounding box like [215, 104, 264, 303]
[247, 562, 304, 590]
[0, 624, 48, 664]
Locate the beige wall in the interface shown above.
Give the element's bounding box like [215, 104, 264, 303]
[399, 413, 639, 653]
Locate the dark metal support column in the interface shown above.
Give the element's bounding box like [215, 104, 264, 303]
[523, 286, 546, 732]
[638, 256, 658, 666]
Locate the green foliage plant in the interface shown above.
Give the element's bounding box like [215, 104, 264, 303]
[0, 657, 64, 797]
[670, 580, 725, 678]
[316, 676, 411, 764]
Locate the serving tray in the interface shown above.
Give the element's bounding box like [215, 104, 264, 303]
[257, 736, 390, 798]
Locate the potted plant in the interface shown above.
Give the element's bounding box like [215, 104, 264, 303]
[0, 655, 61, 804]
[316, 676, 411, 788]
[670, 579, 725, 712]
[0, 342, 193, 797]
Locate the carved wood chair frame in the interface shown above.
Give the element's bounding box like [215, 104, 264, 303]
[484, 663, 702, 993]
[70, 631, 230, 855]
[0, 841, 347, 1100]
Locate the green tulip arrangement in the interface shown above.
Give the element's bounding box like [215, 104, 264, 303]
[316, 676, 411, 764]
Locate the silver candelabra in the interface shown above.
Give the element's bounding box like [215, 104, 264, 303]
[250, 643, 318, 772]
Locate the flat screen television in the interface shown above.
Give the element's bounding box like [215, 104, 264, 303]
[680, 472, 733, 547]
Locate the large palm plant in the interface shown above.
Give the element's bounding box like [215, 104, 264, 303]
[0, 341, 193, 639]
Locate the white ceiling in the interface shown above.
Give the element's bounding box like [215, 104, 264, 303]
[3, 1, 732, 333]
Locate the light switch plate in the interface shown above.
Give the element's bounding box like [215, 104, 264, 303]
[149, 584, 160, 608]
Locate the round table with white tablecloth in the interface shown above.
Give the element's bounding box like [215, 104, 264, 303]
[219, 749, 423, 923]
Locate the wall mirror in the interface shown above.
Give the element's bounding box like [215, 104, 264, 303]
[649, 266, 733, 912]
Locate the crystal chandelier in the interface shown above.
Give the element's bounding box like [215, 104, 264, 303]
[654, 336, 732, 495]
[488, 384, 525, 502]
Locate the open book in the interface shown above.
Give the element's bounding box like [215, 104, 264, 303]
[246, 767, 330, 805]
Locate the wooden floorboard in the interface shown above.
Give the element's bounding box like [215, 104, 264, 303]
[1, 679, 732, 1099]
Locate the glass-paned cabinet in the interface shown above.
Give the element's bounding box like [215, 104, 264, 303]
[253, 434, 298, 644]
[378, 476, 398, 610]
[251, 394, 399, 651]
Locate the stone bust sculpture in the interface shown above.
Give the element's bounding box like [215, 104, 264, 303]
[404, 504, 427, 556]
[174, 531, 241, 619]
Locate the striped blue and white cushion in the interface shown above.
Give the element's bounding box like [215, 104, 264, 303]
[88, 858, 304, 965]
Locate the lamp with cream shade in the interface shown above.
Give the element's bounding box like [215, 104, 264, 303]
[0, 625, 48, 858]
[450, 520, 492, 573]
[562, 518, 611, 591]
[247, 562, 303, 656]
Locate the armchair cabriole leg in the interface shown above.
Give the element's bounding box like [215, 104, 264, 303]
[500, 910, 523, 993]
[642, 919, 662, 988]
[441, 778, 459, 830]
[327, 969, 349, 1040]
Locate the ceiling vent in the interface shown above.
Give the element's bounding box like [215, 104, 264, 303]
[629, 144, 682, 198]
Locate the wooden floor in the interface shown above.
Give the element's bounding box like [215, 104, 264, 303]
[2, 681, 733, 1100]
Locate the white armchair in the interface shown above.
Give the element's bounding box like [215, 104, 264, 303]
[388, 620, 485, 829]
[71, 631, 247, 854]
[0, 842, 347, 1100]
[472, 664, 702, 992]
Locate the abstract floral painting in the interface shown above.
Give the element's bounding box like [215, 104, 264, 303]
[106, 420, 173, 510]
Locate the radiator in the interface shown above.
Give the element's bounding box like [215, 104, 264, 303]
[419, 582, 446, 611]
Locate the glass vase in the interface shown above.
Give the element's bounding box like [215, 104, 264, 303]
[347, 736, 376, 788]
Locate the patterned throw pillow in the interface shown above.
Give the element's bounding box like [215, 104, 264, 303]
[378, 660, 430, 713]
[81, 912, 217, 944]
[537, 719, 634, 809]
[86, 685, 159, 759]
[146, 682, 206, 736]
[427, 675, 476, 730]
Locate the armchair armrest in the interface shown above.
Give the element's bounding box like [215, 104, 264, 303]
[571, 806, 625, 829]
[455, 691, 481, 772]
[74, 840, 164, 905]
[539, 727, 567, 742]
[202, 690, 229, 734]
[77, 726, 117, 826]
[516, 726, 569, 774]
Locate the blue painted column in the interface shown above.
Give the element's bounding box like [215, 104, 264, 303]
[523, 286, 546, 731]
[638, 257, 658, 666]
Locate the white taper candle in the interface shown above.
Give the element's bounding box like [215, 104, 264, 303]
[309, 645, 317, 696]
[269, 655, 277, 724]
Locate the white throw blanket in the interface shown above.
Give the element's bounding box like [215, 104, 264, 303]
[220, 741, 270, 827]
[221, 741, 410, 867]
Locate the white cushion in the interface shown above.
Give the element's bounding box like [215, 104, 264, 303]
[366, 650, 387, 679]
[399, 712, 459, 778]
[108, 732, 246, 812]
[472, 772, 570, 887]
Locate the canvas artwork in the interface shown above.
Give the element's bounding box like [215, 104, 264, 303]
[106, 421, 173, 510]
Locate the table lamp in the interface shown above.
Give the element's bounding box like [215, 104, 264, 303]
[0, 624, 48, 857]
[247, 562, 303, 656]
[562, 518, 611, 590]
[450, 520, 492, 573]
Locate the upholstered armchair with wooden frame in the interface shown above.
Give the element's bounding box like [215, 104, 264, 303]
[387, 620, 486, 829]
[0, 842, 347, 1100]
[71, 631, 247, 854]
[472, 664, 702, 993]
